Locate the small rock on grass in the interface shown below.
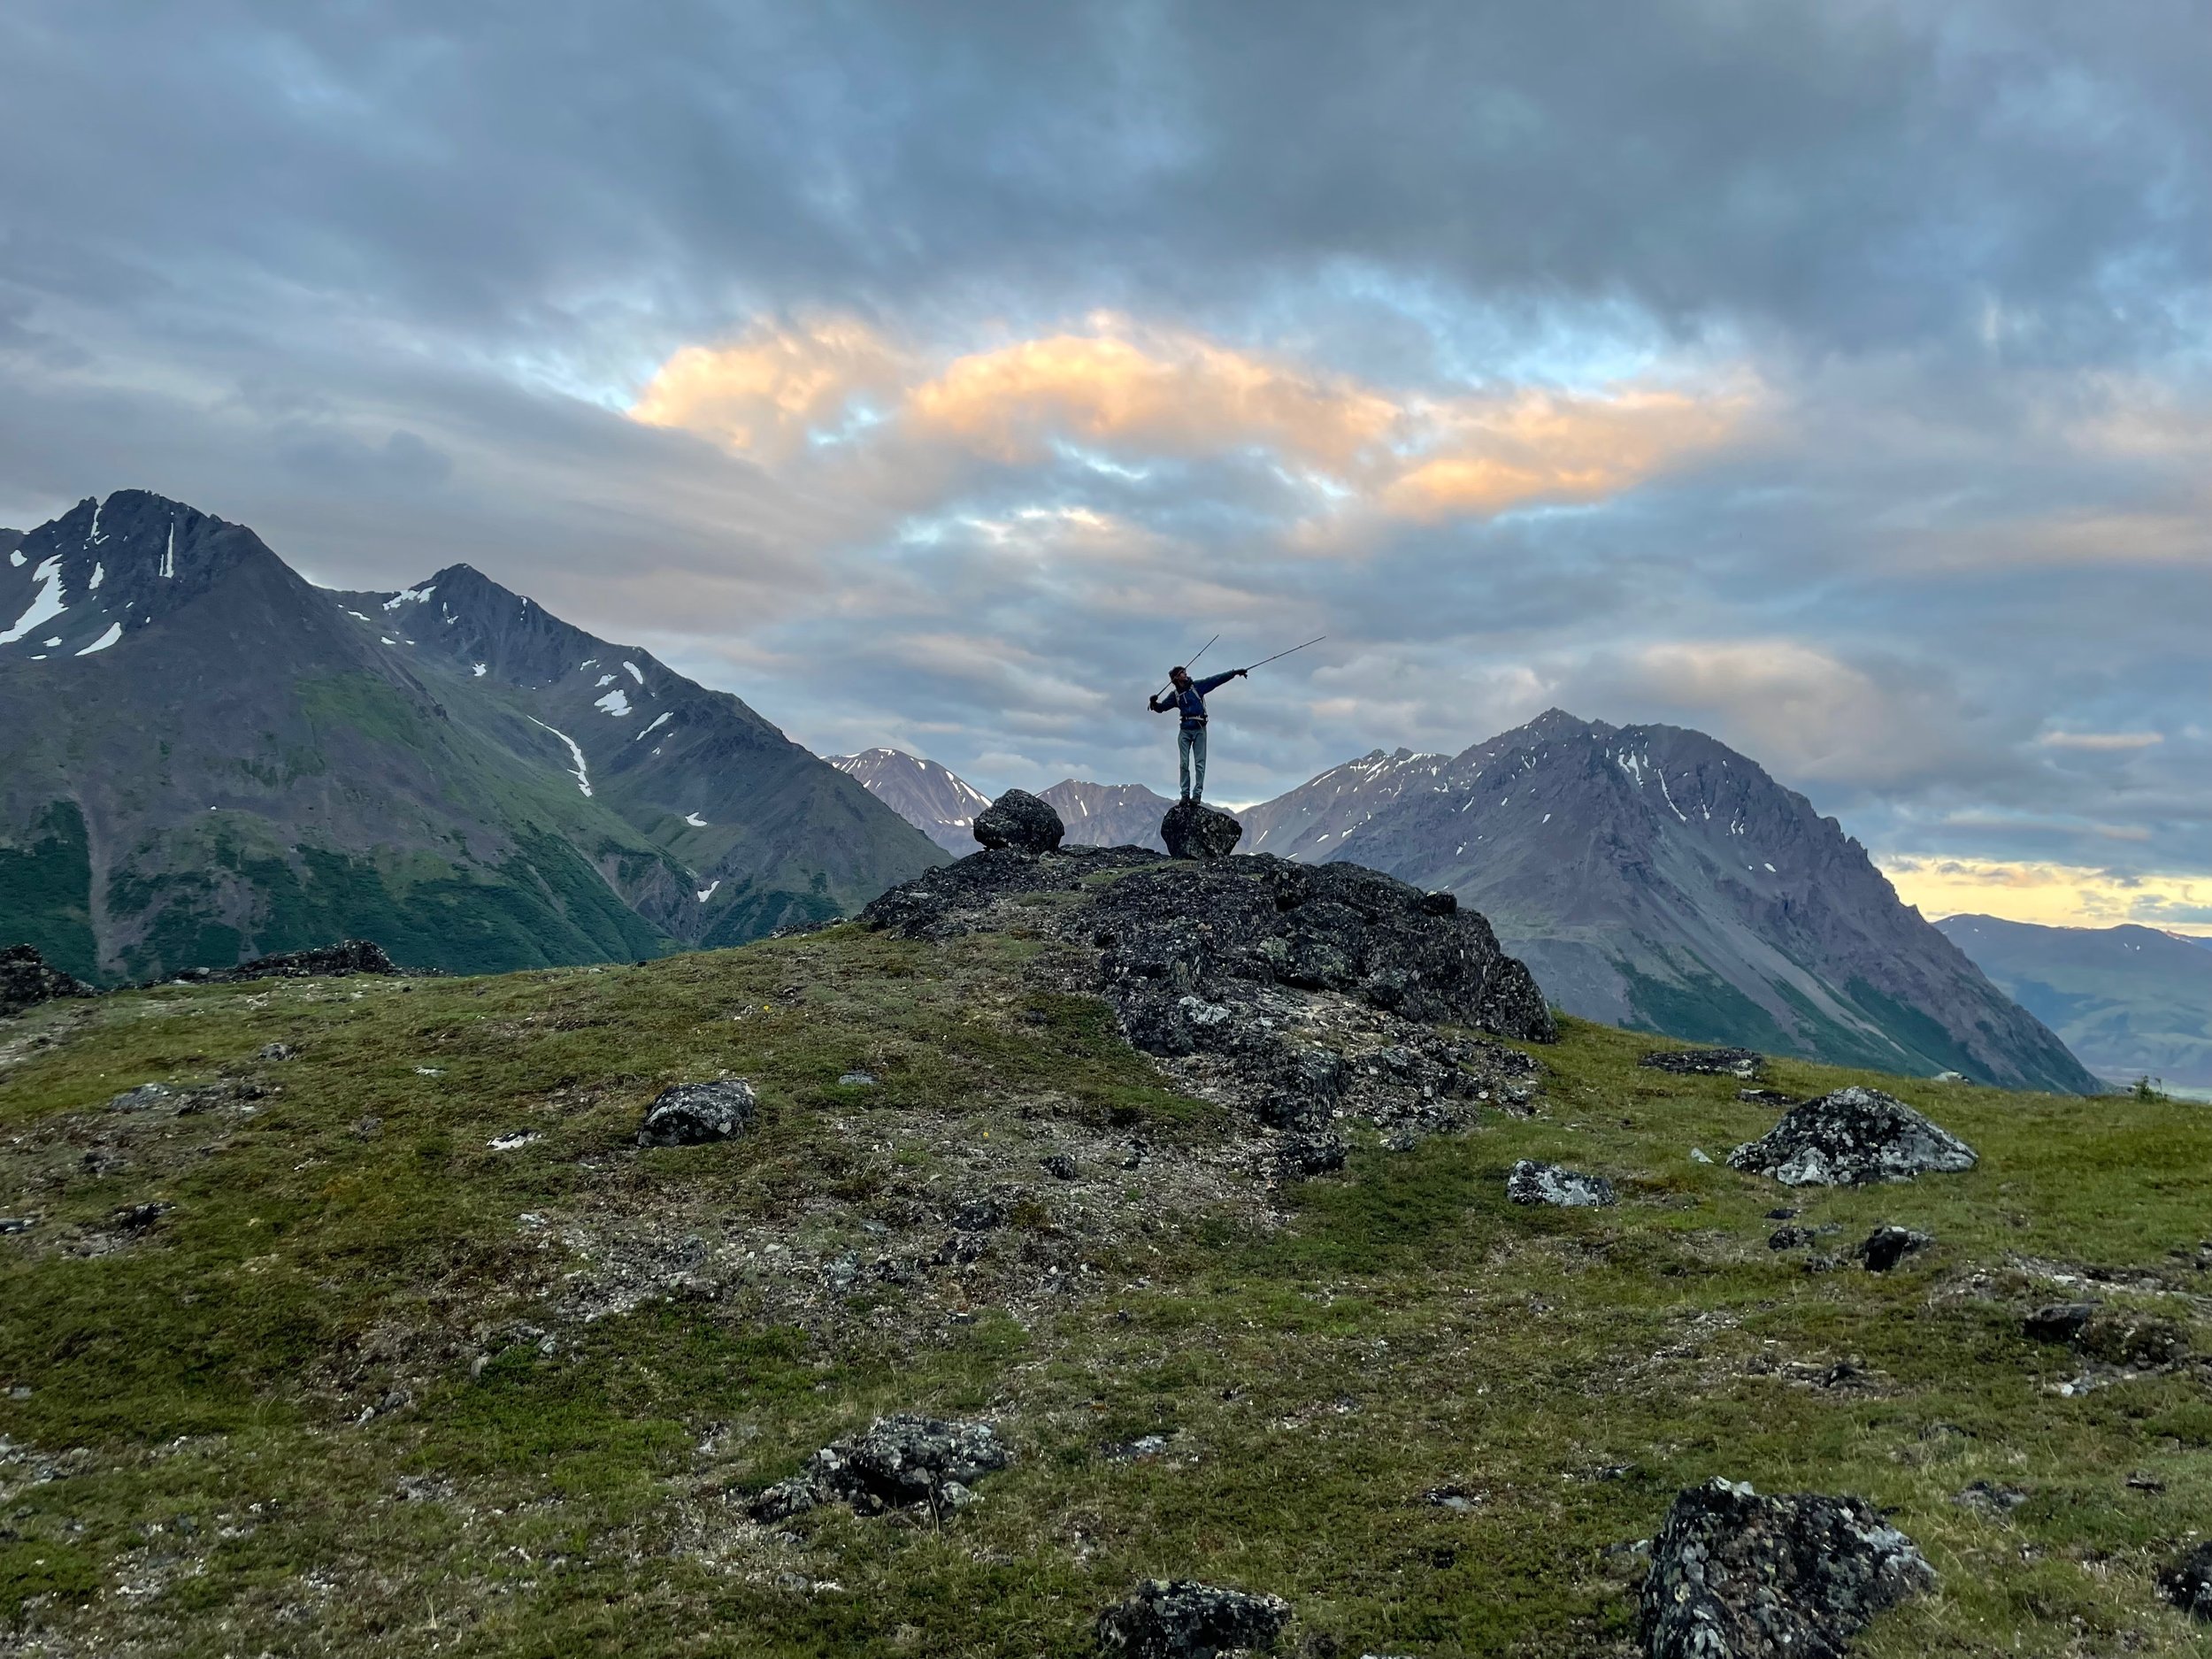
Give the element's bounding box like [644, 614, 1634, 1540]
[105, 1083, 173, 1113]
[2159, 1541, 2212, 1620]
[1639, 1047, 1765, 1079]
[1507, 1159, 1616, 1208]
[1852, 1225, 1932, 1272]
[750, 1414, 1010, 1521]
[637, 1079, 757, 1147]
[1040, 1153, 1079, 1180]
[1638, 1478, 1933, 1659]
[1095, 1578, 1291, 1657]
[1952, 1479, 2027, 1517]
[2023, 1302, 2190, 1367]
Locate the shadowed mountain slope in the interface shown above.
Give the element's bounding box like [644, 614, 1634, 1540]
[0, 491, 941, 980]
[1247, 710, 2096, 1094]
[826, 749, 992, 854]
[1937, 914, 2212, 1090]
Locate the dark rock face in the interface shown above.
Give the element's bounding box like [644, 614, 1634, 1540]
[167, 939, 403, 985]
[749, 1414, 1010, 1521]
[0, 944, 98, 1018]
[1727, 1087, 1976, 1187]
[1275, 1129, 1348, 1181]
[1160, 799, 1242, 860]
[863, 847, 1554, 1144]
[973, 789, 1065, 854]
[1095, 1578, 1291, 1658]
[1638, 1478, 1934, 1659]
[1640, 1047, 1766, 1079]
[1507, 1159, 1617, 1208]
[1852, 1226, 1932, 1272]
[2159, 1541, 2212, 1621]
[637, 1079, 757, 1147]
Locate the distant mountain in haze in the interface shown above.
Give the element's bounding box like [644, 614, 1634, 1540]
[827, 749, 992, 854]
[1038, 780, 1171, 851]
[1245, 709, 2097, 1093]
[0, 490, 942, 981]
[1936, 914, 2212, 1090]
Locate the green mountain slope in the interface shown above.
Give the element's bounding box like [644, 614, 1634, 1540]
[1, 892, 2206, 1654]
[0, 491, 943, 979]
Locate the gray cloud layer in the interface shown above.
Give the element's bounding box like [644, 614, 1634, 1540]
[3, 1, 2207, 922]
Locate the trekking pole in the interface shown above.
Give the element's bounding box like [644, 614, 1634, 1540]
[1152, 634, 1218, 700]
[1238, 634, 1327, 673]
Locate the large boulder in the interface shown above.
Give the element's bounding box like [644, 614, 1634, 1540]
[973, 789, 1064, 853]
[1507, 1158, 1617, 1208]
[750, 1414, 1010, 1520]
[1638, 1478, 1934, 1658]
[0, 944, 98, 1018]
[1727, 1087, 1976, 1187]
[1095, 1578, 1291, 1658]
[1160, 799, 1243, 860]
[637, 1079, 757, 1147]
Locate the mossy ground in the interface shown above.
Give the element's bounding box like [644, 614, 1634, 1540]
[2, 925, 2208, 1656]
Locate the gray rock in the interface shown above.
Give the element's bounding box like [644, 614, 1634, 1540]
[1640, 1047, 1766, 1079]
[749, 1413, 1010, 1520]
[1160, 799, 1244, 860]
[636, 1079, 757, 1147]
[1852, 1226, 1932, 1272]
[1507, 1158, 1616, 1208]
[1095, 1578, 1291, 1657]
[0, 944, 98, 1019]
[1737, 1088, 1802, 1107]
[973, 789, 1064, 854]
[1041, 1153, 1079, 1180]
[0, 1217, 38, 1234]
[257, 1041, 296, 1061]
[164, 939, 401, 985]
[1951, 1479, 2026, 1517]
[2159, 1541, 2212, 1621]
[1274, 1130, 1347, 1180]
[2024, 1302, 2188, 1367]
[1727, 1087, 1976, 1187]
[105, 1083, 173, 1113]
[952, 1196, 1003, 1232]
[1639, 1478, 1933, 1658]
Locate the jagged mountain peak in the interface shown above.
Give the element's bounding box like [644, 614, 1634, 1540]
[829, 749, 992, 853]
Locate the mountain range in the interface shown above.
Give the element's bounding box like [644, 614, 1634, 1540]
[828, 751, 1173, 854]
[0, 490, 942, 981]
[1933, 914, 2212, 1091]
[841, 718, 2097, 1094]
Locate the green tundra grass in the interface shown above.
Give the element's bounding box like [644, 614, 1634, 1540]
[1, 922, 2208, 1656]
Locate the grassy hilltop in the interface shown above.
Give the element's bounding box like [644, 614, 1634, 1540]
[2, 916, 2209, 1655]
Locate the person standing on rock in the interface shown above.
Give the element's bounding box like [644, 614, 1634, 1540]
[1148, 664, 1246, 803]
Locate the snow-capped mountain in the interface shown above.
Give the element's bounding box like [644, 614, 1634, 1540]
[827, 749, 994, 854]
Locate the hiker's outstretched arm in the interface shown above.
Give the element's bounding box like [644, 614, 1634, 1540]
[1194, 670, 1239, 695]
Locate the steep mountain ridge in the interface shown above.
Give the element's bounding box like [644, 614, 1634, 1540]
[826, 749, 992, 854]
[1038, 780, 1173, 850]
[0, 490, 941, 979]
[1262, 710, 2095, 1093]
[1937, 914, 2212, 1090]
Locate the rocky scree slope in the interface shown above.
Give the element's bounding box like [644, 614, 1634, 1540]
[864, 845, 1555, 1167]
[0, 490, 941, 982]
[1245, 709, 2095, 1094]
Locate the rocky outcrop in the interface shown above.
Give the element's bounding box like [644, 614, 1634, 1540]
[637, 1079, 757, 1147]
[0, 944, 98, 1018]
[1160, 799, 1242, 860]
[1640, 1047, 1766, 1079]
[862, 847, 1554, 1144]
[1095, 1578, 1291, 1657]
[749, 1414, 1010, 1520]
[1638, 1478, 1933, 1658]
[1507, 1159, 1617, 1208]
[165, 939, 403, 984]
[1727, 1087, 1976, 1186]
[2023, 1302, 2189, 1368]
[973, 789, 1065, 853]
[2159, 1541, 2212, 1621]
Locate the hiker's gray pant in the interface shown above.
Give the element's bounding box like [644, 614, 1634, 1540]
[1179, 725, 1207, 799]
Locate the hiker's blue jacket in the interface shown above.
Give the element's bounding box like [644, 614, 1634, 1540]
[1151, 670, 1240, 728]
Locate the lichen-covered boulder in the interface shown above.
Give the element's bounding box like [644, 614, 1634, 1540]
[637, 1079, 757, 1147]
[1095, 1578, 1291, 1658]
[1160, 799, 1243, 860]
[1507, 1158, 1617, 1208]
[750, 1414, 1010, 1520]
[1728, 1087, 1976, 1187]
[1852, 1225, 1932, 1272]
[2160, 1541, 2212, 1621]
[1639, 1478, 1933, 1658]
[974, 789, 1064, 853]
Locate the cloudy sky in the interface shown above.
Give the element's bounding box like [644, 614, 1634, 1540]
[4, 1, 2207, 931]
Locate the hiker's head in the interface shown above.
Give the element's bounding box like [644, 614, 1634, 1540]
[1170, 665, 1192, 688]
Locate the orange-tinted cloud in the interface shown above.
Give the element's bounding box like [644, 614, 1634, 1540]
[1881, 856, 2212, 933]
[627, 318, 904, 461]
